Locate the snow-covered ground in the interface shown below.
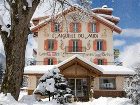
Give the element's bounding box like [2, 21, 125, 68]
[0, 91, 133, 105]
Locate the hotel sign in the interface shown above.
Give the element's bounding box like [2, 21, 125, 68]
[52, 33, 98, 39]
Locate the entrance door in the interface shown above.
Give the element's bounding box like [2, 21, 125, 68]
[68, 78, 88, 98]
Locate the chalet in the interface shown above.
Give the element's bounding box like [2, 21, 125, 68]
[24, 5, 135, 101]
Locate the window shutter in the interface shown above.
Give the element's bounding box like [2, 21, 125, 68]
[78, 39, 82, 52]
[53, 58, 57, 65]
[102, 40, 107, 51]
[93, 40, 97, 51]
[44, 58, 48, 65]
[78, 22, 82, 32]
[44, 39, 48, 51]
[69, 22, 73, 32]
[87, 22, 91, 32]
[96, 22, 100, 33]
[68, 39, 73, 52]
[59, 23, 63, 32]
[93, 58, 98, 64]
[53, 39, 58, 51]
[103, 59, 107, 65]
[51, 22, 55, 32]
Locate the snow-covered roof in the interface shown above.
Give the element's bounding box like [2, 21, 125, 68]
[24, 55, 135, 75]
[99, 65, 135, 75]
[92, 7, 113, 12]
[31, 4, 122, 34]
[98, 14, 120, 21]
[24, 65, 56, 74]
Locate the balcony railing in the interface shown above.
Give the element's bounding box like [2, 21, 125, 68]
[65, 46, 86, 53]
[34, 61, 123, 66]
[94, 62, 123, 66]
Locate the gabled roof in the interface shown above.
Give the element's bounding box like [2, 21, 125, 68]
[31, 4, 122, 33]
[57, 54, 103, 72]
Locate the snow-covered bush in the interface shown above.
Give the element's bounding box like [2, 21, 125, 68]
[124, 66, 140, 105]
[33, 67, 72, 104]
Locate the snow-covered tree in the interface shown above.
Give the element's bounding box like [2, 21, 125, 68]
[124, 64, 140, 105]
[0, 0, 91, 100]
[34, 67, 72, 104]
[0, 0, 73, 100]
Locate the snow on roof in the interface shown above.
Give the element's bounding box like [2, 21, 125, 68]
[98, 14, 120, 21]
[31, 4, 122, 33]
[24, 65, 56, 74]
[92, 7, 113, 11]
[99, 65, 135, 75]
[24, 55, 135, 75]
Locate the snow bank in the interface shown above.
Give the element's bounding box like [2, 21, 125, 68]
[0, 93, 26, 105]
[0, 93, 133, 105]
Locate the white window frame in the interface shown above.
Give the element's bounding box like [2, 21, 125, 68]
[99, 77, 116, 90]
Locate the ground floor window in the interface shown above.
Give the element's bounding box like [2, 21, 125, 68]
[99, 78, 116, 90]
[68, 78, 88, 97]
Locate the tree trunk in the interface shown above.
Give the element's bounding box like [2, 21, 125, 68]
[0, 0, 40, 100]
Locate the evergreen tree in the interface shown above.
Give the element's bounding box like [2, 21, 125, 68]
[34, 67, 72, 104]
[124, 65, 140, 105]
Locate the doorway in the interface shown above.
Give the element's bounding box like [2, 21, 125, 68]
[68, 78, 89, 99]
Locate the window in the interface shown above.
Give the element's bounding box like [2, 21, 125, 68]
[99, 78, 116, 90]
[69, 22, 81, 33]
[91, 23, 96, 32]
[48, 58, 53, 65]
[54, 23, 60, 32]
[44, 58, 57, 65]
[68, 39, 82, 52]
[97, 40, 103, 51]
[68, 78, 88, 97]
[98, 59, 103, 65]
[51, 22, 62, 32]
[72, 40, 79, 52]
[93, 40, 107, 51]
[88, 22, 99, 33]
[73, 23, 78, 32]
[94, 58, 107, 65]
[44, 39, 57, 51]
[48, 39, 54, 51]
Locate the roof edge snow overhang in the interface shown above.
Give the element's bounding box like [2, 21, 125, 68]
[31, 5, 122, 34]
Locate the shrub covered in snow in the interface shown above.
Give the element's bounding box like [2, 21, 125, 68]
[33, 67, 72, 104]
[124, 66, 140, 105]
